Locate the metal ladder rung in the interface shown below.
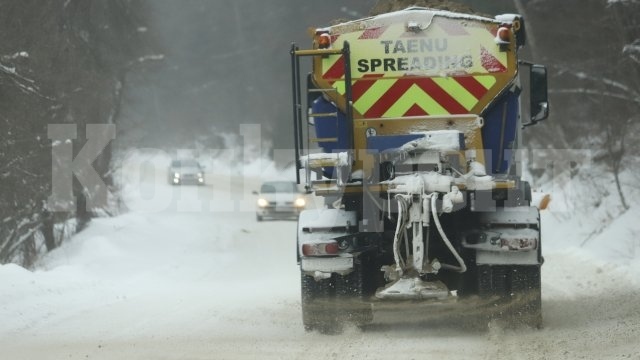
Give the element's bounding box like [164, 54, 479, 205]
[308, 88, 337, 93]
[311, 179, 337, 187]
[295, 49, 342, 56]
[309, 112, 337, 118]
[309, 137, 339, 143]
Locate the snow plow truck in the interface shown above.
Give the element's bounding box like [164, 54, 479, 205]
[290, 6, 549, 333]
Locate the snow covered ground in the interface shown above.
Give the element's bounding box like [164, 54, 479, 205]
[1, 150, 639, 359]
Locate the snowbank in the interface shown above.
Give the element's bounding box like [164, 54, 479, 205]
[538, 164, 640, 287]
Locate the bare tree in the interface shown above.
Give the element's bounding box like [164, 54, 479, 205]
[0, 0, 151, 266]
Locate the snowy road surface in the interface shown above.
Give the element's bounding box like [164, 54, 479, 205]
[1, 153, 640, 360]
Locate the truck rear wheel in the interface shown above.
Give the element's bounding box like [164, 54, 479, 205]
[335, 257, 373, 327]
[300, 273, 341, 334]
[478, 265, 542, 329]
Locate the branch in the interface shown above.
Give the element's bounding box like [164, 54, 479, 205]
[553, 65, 640, 100]
[6, 224, 43, 260]
[550, 88, 640, 106]
[626, 53, 640, 66]
[0, 60, 56, 100]
[0, 217, 42, 261]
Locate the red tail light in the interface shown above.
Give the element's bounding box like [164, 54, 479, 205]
[500, 237, 537, 251]
[302, 241, 339, 256]
[324, 242, 339, 254]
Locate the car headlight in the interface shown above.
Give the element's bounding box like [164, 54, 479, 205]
[257, 198, 269, 207]
[174, 173, 180, 178]
[294, 197, 306, 207]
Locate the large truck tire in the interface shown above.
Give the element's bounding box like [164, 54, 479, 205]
[300, 272, 341, 334]
[508, 265, 542, 328]
[478, 265, 542, 329]
[335, 257, 374, 328]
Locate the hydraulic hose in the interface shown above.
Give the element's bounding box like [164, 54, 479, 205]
[430, 194, 467, 273]
[392, 195, 409, 274]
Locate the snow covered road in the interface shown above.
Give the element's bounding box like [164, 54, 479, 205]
[1, 154, 639, 359]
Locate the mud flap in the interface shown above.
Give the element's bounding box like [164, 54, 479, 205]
[301, 272, 340, 334]
[335, 258, 373, 327]
[478, 265, 542, 329]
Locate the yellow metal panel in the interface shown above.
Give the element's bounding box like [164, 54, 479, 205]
[432, 77, 478, 111]
[475, 75, 497, 89]
[352, 115, 486, 175]
[352, 78, 395, 114]
[382, 84, 449, 117]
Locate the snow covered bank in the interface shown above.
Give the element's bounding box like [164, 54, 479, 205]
[537, 163, 640, 285]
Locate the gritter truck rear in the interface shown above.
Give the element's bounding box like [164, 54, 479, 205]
[290, 6, 549, 333]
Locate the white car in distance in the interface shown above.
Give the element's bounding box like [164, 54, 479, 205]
[253, 181, 306, 221]
[168, 159, 205, 185]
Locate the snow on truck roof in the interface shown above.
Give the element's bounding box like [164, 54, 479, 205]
[317, 7, 507, 32]
[394, 6, 497, 22]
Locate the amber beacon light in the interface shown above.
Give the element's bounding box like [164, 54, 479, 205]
[317, 32, 331, 49]
[496, 26, 511, 44]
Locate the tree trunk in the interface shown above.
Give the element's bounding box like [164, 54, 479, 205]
[42, 210, 57, 252]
